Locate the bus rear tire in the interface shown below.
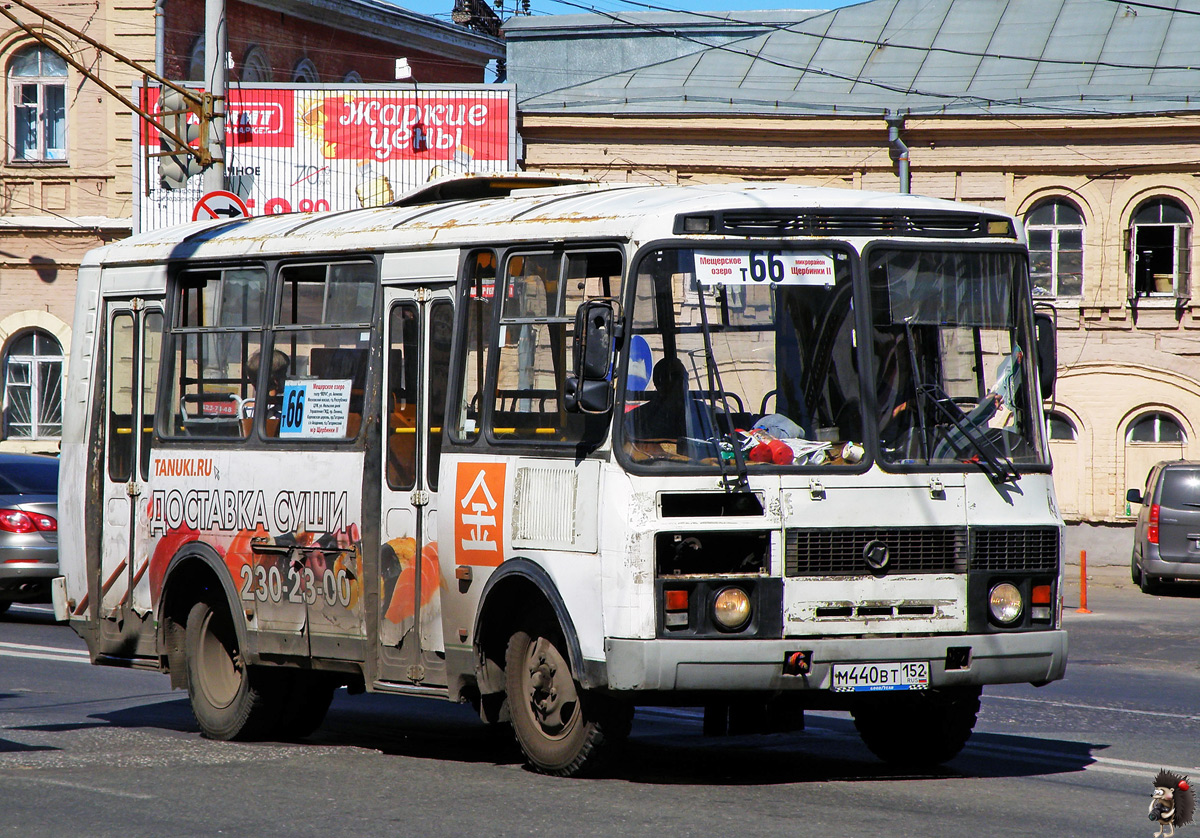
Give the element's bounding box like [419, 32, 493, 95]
[184, 600, 278, 741]
[851, 685, 981, 768]
[505, 625, 629, 777]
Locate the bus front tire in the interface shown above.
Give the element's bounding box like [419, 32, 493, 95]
[851, 685, 981, 769]
[505, 626, 629, 777]
[184, 599, 278, 741]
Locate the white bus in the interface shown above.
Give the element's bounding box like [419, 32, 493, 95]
[56, 177, 1066, 776]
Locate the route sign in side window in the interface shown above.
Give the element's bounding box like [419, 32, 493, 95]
[265, 261, 375, 441]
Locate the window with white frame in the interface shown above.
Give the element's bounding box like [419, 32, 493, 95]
[1046, 412, 1077, 441]
[1127, 411, 1186, 444]
[1026, 199, 1083, 299]
[1131, 199, 1191, 299]
[8, 45, 67, 163]
[2, 330, 63, 439]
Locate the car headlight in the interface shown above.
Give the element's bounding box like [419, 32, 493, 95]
[988, 582, 1023, 625]
[713, 587, 751, 630]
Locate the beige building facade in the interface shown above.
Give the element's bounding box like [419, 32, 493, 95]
[0, 0, 501, 455]
[506, 5, 1200, 524]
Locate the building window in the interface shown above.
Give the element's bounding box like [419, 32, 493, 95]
[2, 330, 63, 439]
[1046, 412, 1077, 441]
[292, 59, 318, 83]
[1131, 199, 1191, 299]
[343, 70, 363, 84]
[1127, 411, 1186, 444]
[240, 47, 271, 82]
[1026, 199, 1083, 299]
[8, 46, 67, 163]
[188, 38, 205, 82]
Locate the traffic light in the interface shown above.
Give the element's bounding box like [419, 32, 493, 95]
[158, 87, 205, 190]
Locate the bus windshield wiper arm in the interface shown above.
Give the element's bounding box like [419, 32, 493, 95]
[695, 283, 749, 494]
[916, 385, 1020, 485]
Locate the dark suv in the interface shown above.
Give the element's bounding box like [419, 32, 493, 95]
[1127, 460, 1200, 593]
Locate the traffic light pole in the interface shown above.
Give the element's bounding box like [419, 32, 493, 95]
[204, 0, 227, 193]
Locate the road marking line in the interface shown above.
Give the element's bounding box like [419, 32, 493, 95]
[0, 641, 90, 664]
[7, 776, 154, 800]
[987, 692, 1200, 722]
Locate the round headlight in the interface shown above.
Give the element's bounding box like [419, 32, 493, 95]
[988, 582, 1023, 624]
[713, 587, 752, 630]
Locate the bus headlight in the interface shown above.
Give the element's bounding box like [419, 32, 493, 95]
[988, 582, 1023, 625]
[713, 587, 751, 630]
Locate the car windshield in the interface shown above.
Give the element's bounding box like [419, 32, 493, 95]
[867, 248, 1047, 475]
[620, 247, 864, 470]
[0, 459, 59, 494]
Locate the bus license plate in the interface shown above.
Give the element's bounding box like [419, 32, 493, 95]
[831, 661, 929, 692]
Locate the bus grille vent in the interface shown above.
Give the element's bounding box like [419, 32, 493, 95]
[511, 466, 579, 547]
[684, 210, 1001, 239]
[970, 527, 1060, 572]
[785, 527, 968, 577]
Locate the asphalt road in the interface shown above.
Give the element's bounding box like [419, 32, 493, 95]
[1, 569, 1196, 838]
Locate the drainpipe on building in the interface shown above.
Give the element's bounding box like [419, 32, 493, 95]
[155, 0, 165, 77]
[886, 112, 910, 195]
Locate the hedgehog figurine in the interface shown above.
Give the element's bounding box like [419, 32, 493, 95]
[1150, 769, 1195, 837]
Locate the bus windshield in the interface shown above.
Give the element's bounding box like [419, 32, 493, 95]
[868, 248, 1046, 477]
[621, 246, 864, 469]
[619, 245, 1047, 478]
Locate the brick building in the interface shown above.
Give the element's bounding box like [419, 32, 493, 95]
[505, 1, 1200, 524]
[0, 0, 501, 453]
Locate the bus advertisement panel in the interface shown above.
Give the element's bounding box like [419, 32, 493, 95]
[132, 83, 516, 232]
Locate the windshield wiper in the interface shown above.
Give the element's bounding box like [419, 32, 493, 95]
[695, 283, 750, 494]
[915, 384, 1020, 485]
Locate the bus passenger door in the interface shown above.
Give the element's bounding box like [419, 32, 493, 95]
[98, 298, 163, 647]
[377, 288, 453, 685]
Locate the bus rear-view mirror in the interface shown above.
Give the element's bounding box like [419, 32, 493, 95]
[564, 299, 618, 414]
[1034, 309, 1057, 402]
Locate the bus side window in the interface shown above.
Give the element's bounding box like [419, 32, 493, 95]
[163, 268, 265, 439]
[265, 261, 374, 440]
[387, 304, 419, 489]
[450, 250, 496, 443]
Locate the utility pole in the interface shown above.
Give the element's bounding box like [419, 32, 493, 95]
[204, 0, 227, 192]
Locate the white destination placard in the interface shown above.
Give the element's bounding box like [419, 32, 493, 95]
[278, 379, 352, 438]
[695, 250, 836, 286]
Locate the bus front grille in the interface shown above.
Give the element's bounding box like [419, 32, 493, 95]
[785, 527, 968, 577]
[970, 527, 1060, 572]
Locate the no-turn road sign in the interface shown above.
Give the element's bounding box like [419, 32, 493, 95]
[193, 190, 250, 222]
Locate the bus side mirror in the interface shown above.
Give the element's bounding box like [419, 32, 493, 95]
[564, 299, 618, 414]
[1034, 309, 1057, 402]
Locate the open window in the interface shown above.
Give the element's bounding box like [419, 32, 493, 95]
[1129, 198, 1191, 306]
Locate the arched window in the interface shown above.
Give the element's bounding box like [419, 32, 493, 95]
[188, 38, 205, 82]
[1127, 411, 1186, 444]
[1025, 199, 1083, 299]
[1046, 412, 1077, 441]
[343, 70, 363, 84]
[7, 45, 67, 162]
[1131, 198, 1191, 299]
[240, 47, 271, 83]
[2, 330, 63, 439]
[292, 58, 318, 83]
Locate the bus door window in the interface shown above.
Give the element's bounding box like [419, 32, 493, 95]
[266, 261, 375, 440]
[491, 248, 624, 444]
[387, 304, 419, 489]
[427, 301, 452, 489]
[107, 312, 136, 482]
[164, 267, 266, 439]
[139, 311, 163, 479]
[451, 250, 497, 443]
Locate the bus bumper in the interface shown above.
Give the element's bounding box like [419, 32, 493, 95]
[602, 629, 1067, 691]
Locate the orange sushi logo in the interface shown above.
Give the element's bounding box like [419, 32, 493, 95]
[455, 462, 505, 566]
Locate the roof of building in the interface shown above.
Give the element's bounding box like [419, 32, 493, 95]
[507, 0, 1200, 117]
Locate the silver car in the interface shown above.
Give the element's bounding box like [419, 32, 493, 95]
[1127, 460, 1200, 594]
[0, 453, 59, 615]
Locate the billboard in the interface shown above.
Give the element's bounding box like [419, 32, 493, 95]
[133, 83, 516, 232]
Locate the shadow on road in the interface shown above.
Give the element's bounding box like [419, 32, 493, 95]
[48, 688, 1102, 784]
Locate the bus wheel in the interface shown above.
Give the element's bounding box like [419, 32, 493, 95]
[505, 626, 626, 777]
[851, 685, 981, 768]
[184, 600, 278, 741]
